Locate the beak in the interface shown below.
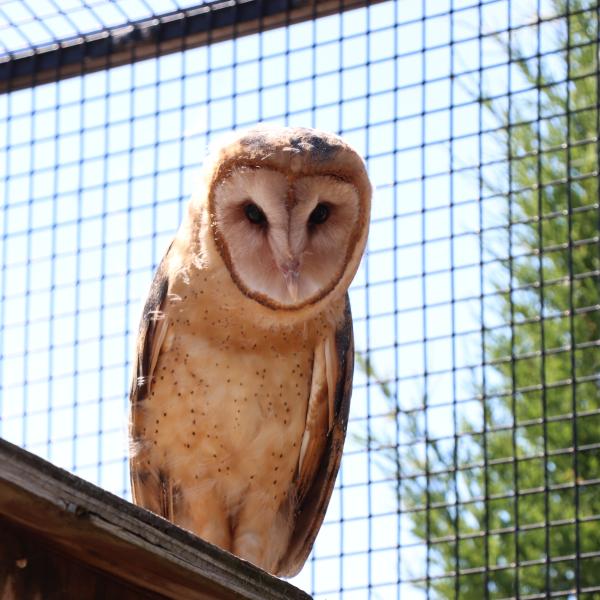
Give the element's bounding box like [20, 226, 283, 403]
[280, 258, 300, 302]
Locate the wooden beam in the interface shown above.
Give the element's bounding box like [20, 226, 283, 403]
[0, 0, 386, 93]
[1, 519, 169, 600]
[0, 438, 311, 600]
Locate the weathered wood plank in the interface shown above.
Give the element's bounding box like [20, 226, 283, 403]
[1, 519, 167, 599]
[0, 438, 311, 600]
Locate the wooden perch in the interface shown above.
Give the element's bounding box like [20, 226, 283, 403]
[0, 438, 311, 600]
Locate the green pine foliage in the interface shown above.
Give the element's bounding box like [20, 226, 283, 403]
[364, 1, 600, 597]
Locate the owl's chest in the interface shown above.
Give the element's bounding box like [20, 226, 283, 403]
[148, 303, 315, 462]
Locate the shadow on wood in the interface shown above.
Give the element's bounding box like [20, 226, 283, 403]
[0, 438, 311, 600]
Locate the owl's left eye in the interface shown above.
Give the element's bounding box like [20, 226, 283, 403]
[309, 203, 330, 225]
[244, 202, 267, 225]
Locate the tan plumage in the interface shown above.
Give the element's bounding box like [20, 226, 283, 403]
[129, 126, 371, 576]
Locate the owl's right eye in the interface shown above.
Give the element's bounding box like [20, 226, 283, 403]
[244, 202, 267, 226]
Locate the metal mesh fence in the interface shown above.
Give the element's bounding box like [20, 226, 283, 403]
[1, 0, 599, 598]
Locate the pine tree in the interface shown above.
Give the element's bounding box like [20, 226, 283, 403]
[364, 1, 599, 596]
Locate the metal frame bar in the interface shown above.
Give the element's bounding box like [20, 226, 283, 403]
[0, 0, 385, 93]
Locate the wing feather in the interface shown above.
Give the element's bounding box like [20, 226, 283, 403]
[296, 341, 329, 500]
[324, 334, 339, 432]
[279, 295, 354, 577]
[129, 248, 172, 510]
[129, 261, 171, 405]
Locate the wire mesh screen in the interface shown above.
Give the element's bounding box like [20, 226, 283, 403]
[1, 0, 599, 598]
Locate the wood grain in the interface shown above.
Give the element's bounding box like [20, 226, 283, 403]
[0, 438, 311, 600]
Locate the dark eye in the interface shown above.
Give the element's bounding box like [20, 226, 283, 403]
[244, 202, 267, 225]
[309, 203, 330, 225]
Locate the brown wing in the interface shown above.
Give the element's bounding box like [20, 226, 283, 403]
[129, 247, 172, 510]
[278, 295, 354, 577]
[129, 248, 172, 407]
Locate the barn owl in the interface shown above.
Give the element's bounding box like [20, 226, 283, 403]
[129, 126, 371, 576]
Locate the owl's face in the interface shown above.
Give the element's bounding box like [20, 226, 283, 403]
[211, 167, 362, 309]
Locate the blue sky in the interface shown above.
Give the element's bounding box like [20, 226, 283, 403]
[0, 0, 559, 597]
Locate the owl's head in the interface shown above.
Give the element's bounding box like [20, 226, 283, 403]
[205, 126, 371, 311]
